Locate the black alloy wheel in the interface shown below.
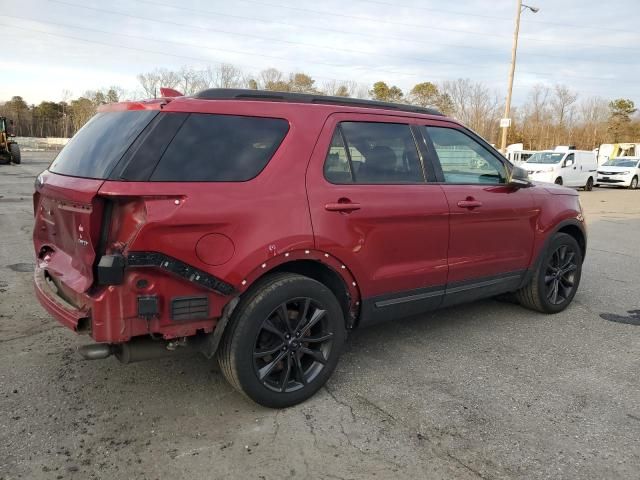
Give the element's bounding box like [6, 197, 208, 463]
[516, 232, 583, 313]
[544, 244, 578, 305]
[218, 273, 345, 408]
[253, 297, 334, 393]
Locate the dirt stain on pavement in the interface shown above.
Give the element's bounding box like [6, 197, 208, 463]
[7, 263, 35, 273]
[600, 309, 640, 326]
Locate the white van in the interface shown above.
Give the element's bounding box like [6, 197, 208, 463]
[521, 146, 598, 190]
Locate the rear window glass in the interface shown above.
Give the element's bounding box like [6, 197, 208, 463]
[150, 114, 289, 182]
[49, 111, 158, 179]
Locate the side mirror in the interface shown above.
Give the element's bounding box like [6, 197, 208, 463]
[564, 159, 574, 167]
[509, 165, 531, 187]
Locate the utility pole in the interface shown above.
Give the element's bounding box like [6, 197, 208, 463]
[500, 1, 539, 154]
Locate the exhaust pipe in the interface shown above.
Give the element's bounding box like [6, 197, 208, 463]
[77, 337, 195, 364]
[78, 343, 114, 360]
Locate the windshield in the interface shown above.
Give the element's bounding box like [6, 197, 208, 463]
[49, 111, 158, 179]
[526, 152, 565, 164]
[602, 158, 639, 168]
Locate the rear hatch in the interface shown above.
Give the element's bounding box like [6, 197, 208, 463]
[33, 109, 159, 294]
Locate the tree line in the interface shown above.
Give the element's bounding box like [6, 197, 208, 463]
[1, 63, 637, 149]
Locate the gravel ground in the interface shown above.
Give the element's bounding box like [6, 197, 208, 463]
[1, 152, 638, 480]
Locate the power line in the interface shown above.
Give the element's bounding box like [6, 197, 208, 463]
[228, 0, 640, 51]
[349, 0, 640, 36]
[1, 21, 629, 100]
[0, 14, 390, 74]
[48, 0, 506, 71]
[134, 0, 635, 65]
[0, 21, 486, 88]
[2, 13, 637, 99]
[37, 2, 639, 86]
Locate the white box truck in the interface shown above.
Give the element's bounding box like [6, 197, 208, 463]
[521, 146, 598, 190]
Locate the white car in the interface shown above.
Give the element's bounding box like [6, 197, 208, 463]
[596, 157, 640, 189]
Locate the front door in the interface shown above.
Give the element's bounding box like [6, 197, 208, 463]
[306, 114, 450, 326]
[419, 124, 538, 305]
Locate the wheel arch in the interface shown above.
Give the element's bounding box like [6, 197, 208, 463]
[557, 222, 586, 259]
[519, 218, 586, 290]
[200, 250, 361, 359]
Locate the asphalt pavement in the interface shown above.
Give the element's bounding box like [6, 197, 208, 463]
[0, 152, 638, 479]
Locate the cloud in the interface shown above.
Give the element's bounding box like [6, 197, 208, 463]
[2, 0, 638, 104]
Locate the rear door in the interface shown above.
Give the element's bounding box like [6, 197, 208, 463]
[419, 124, 537, 305]
[306, 113, 450, 326]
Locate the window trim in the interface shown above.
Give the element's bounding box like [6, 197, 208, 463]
[338, 125, 357, 183]
[420, 125, 511, 186]
[322, 120, 428, 186]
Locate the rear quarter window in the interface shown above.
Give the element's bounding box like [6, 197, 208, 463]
[49, 111, 158, 179]
[149, 114, 289, 182]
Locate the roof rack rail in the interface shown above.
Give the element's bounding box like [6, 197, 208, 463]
[192, 89, 444, 116]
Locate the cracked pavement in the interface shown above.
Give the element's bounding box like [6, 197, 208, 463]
[1, 152, 639, 479]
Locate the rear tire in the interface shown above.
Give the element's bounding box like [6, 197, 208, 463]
[630, 176, 638, 190]
[218, 273, 346, 408]
[9, 144, 20, 164]
[585, 177, 593, 191]
[516, 233, 582, 314]
[554, 177, 563, 185]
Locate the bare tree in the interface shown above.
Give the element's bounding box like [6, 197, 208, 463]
[203, 63, 245, 88]
[520, 84, 551, 149]
[440, 79, 501, 141]
[137, 71, 161, 98]
[259, 68, 285, 90]
[552, 84, 578, 128]
[578, 96, 609, 148]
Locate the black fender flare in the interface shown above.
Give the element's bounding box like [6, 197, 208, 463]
[519, 218, 586, 289]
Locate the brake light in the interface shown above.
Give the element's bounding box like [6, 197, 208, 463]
[100, 198, 147, 254]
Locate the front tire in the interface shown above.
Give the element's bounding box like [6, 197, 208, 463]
[9, 144, 21, 164]
[218, 273, 346, 408]
[585, 177, 594, 191]
[516, 233, 582, 314]
[554, 177, 563, 185]
[629, 176, 638, 190]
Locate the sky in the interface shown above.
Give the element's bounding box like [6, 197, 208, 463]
[2, 0, 639, 106]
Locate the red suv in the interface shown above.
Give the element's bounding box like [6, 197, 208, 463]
[33, 89, 586, 407]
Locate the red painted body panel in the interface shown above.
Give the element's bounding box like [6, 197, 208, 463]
[306, 112, 449, 298]
[439, 184, 537, 283]
[32, 96, 585, 345]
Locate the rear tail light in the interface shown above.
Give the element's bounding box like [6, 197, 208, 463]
[99, 198, 147, 255]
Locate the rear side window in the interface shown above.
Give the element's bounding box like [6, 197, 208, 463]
[324, 122, 424, 184]
[150, 114, 289, 182]
[49, 111, 158, 179]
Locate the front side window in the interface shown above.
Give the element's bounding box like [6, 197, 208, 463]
[323, 122, 424, 184]
[150, 114, 289, 182]
[424, 127, 507, 184]
[564, 153, 575, 166]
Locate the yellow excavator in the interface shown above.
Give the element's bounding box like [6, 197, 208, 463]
[0, 117, 21, 164]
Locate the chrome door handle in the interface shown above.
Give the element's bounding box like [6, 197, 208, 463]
[457, 200, 483, 209]
[325, 202, 361, 212]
